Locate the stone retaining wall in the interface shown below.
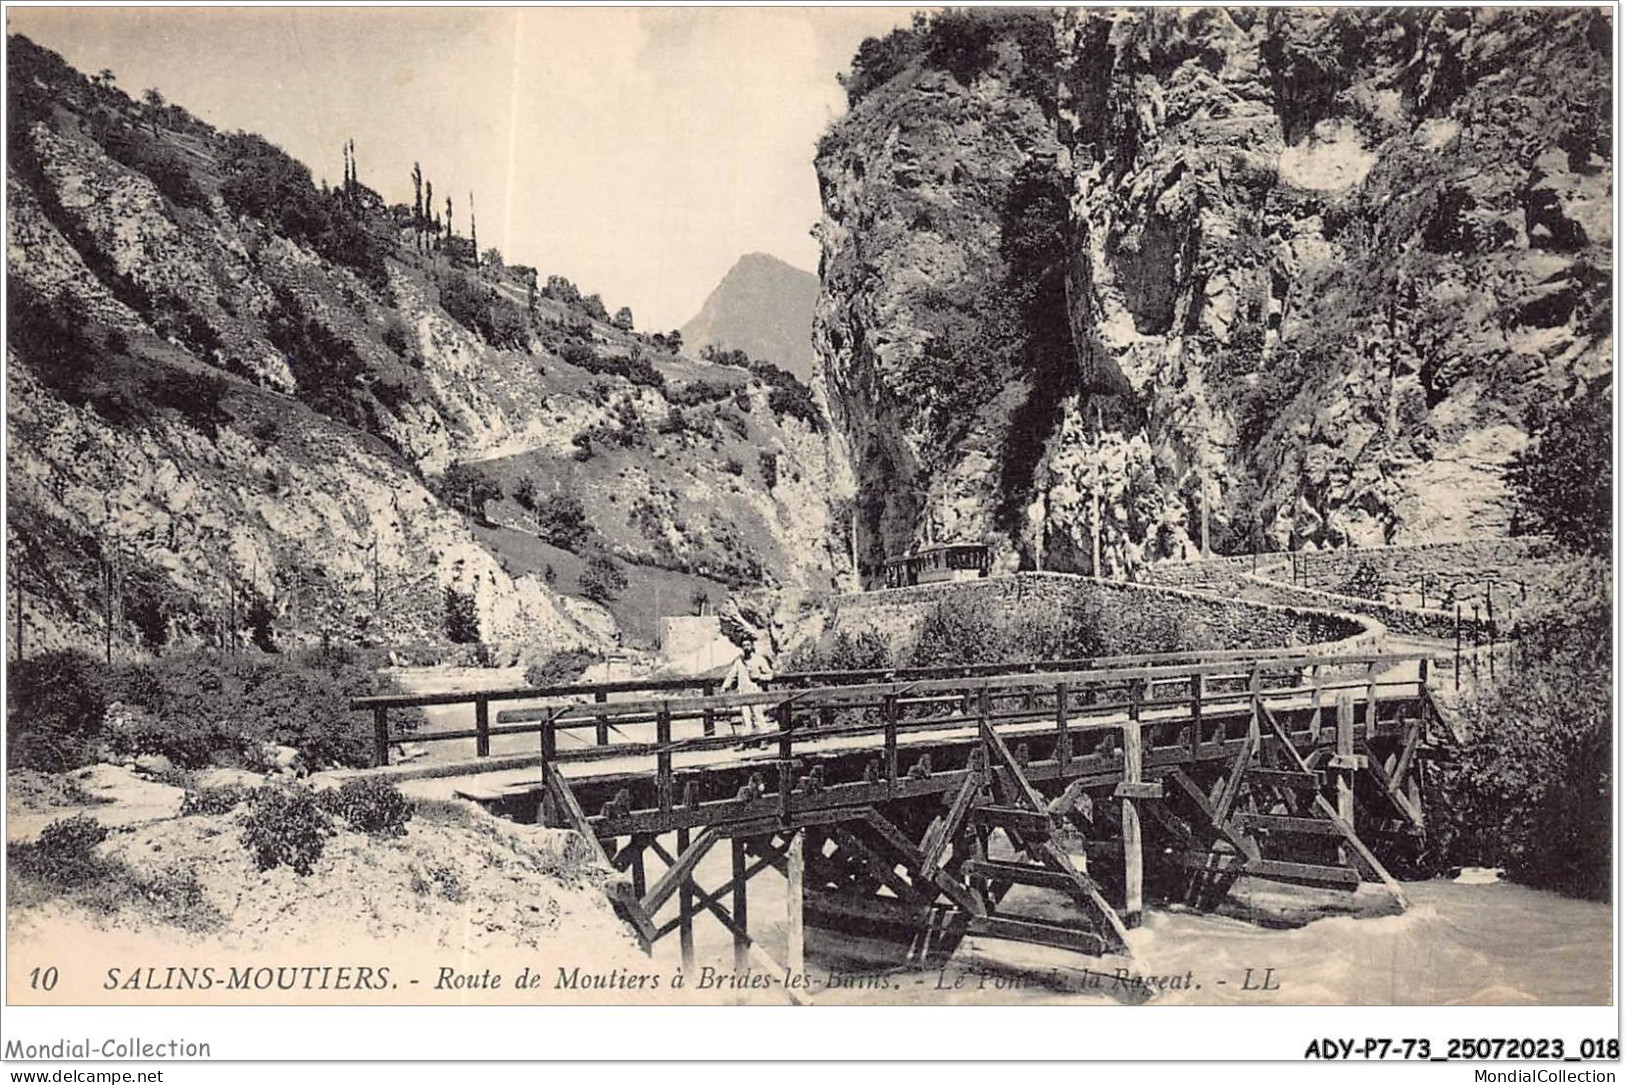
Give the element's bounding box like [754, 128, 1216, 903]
[826, 572, 1379, 657]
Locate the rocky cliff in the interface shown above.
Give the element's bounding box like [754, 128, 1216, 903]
[815, 8, 1611, 580]
[7, 34, 847, 658]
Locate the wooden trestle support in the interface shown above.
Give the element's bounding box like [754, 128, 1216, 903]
[505, 652, 1450, 991]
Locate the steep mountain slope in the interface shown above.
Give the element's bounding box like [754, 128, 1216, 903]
[680, 253, 820, 383]
[815, 9, 1611, 580]
[6, 35, 847, 658]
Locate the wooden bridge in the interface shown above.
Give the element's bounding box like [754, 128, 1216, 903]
[352, 647, 1451, 987]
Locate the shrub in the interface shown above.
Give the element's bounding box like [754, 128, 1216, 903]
[181, 785, 253, 816]
[557, 341, 665, 389]
[150, 367, 229, 438]
[7, 650, 109, 771]
[578, 553, 628, 605]
[240, 786, 333, 875]
[110, 703, 236, 770]
[318, 778, 412, 837]
[444, 587, 480, 644]
[723, 457, 745, 477]
[94, 649, 413, 772]
[9, 285, 102, 407]
[840, 22, 923, 106]
[266, 291, 369, 428]
[437, 270, 529, 350]
[380, 313, 413, 358]
[1436, 608, 1610, 900]
[667, 379, 737, 408]
[759, 451, 779, 489]
[512, 475, 539, 511]
[1508, 381, 1611, 556]
[435, 463, 502, 522]
[534, 490, 590, 551]
[1337, 561, 1383, 601]
[524, 647, 597, 689]
[7, 815, 110, 886]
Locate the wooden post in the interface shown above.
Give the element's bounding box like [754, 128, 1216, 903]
[630, 843, 647, 899]
[1055, 682, 1070, 772]
[731, 837, 749, 973]
[777, 701, 794, 818]
[372, 706, 390, 767]
[676, 827, 695, 971]
[540, 707, 557, 766]
[1487, 591, 1496, 680]
[883, 693, 899, 795]
[1121, 697, 1144, 929]
[656, 703, 674, 813]
[594, 688, 610, 746]
[786, 830, 805, 975]
[1335, 696, 1355, 865]
[702, 680, 717, 737]
[1418, 656, 1430, 699]
[474, 695, 490, 757]
[1454, 603, 1462, 691]
[1364, 662, 1378, 740]
[1471, 603, 1481, 677]
[1188, 672, 1203, 757]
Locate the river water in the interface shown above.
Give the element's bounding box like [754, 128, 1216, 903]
[654, 867, 1612, 1006]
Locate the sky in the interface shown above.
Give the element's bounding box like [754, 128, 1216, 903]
[7, 6, 919, 330]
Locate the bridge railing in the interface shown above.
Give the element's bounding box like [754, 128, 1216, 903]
[763, 645, 1350, 689]
[349, 675, 722, 767]
[352, 650, 1433, 784]
[516, 651, 1433, 829]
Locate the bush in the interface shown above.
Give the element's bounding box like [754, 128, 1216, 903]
[557, 341, 665, 389]
[759, 451, 779, 489]
[150, 367, 229, 438]
[524, 647, 597, 689]
[181, 785, 253, 816]
[380, 313, 414, 358]
[240, 786, 333, 875]
[435, 463, 502, 521]
[534, 490, 590, 551]
[318, 778, 412, 837]
[1436, 608, 1611, 899]
[437, 270, 530, 350]
[7, 650, 109, 771]
[444, 587, 480, 644]
[1337, 561, 1383, 601]
[1509, 381, 1611, 556]
[511, 475, 539, 511]
[7, 815, 110, 886]
[578, 553, 628, 606]
[92, 649, 414, 772]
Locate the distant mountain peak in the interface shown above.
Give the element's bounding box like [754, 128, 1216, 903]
[681, 253, 819, 382]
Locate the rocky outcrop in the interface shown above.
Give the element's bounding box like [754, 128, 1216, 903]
[815, 9, 1612, 579]
[814, 14, 1066, 576]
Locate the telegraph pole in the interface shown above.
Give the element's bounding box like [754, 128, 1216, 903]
[1199, 461, 1211, 559]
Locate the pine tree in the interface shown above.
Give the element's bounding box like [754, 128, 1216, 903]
[469, 192, 478, 274]
[424, 180, 435, 249]
[411, 163, 424, 252]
